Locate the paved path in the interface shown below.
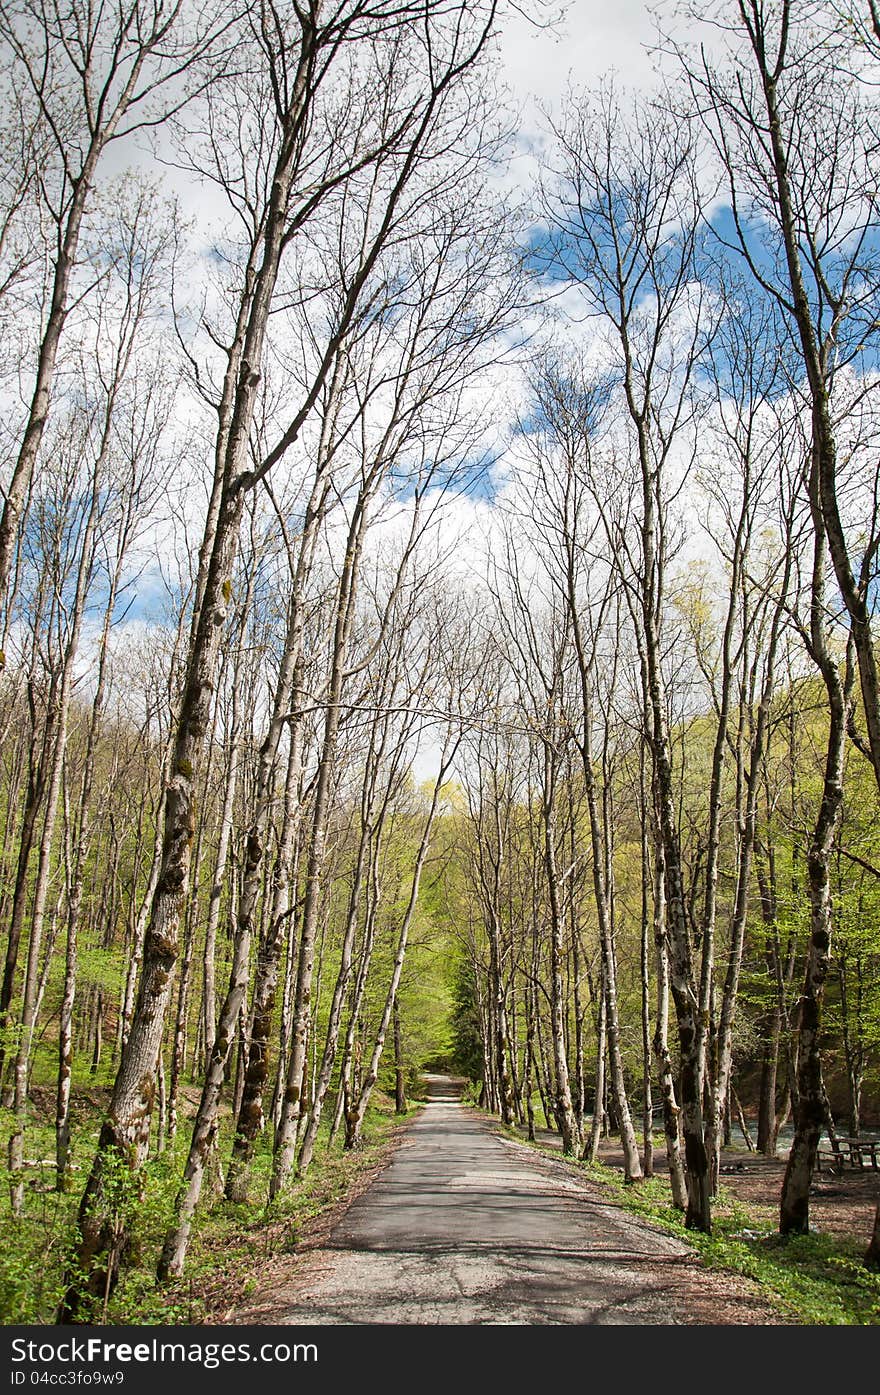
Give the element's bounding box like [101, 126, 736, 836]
[237, 1075, 782, 1324]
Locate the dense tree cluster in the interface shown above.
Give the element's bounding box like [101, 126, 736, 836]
[0, 0, 879, 1319]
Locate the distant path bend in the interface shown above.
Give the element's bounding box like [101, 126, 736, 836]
[236, 1074, 783, 1325]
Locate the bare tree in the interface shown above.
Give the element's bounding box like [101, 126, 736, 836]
[460, 711, 521, 1129]
[677, 0, 880, 792]
[780, 439, 855, 1232]
[5, 187, 178, 1208]
[63, 2, 504, 1313]
[0, 0, 226, 625]
[542, 87, 716, 1227]
[513, 361, 645, 1179]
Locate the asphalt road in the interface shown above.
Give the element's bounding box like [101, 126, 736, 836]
[238, 1074, 781, 1324]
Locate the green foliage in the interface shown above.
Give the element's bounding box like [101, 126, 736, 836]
[0, 1088, 404, 1324]
[450, 955, 483, 1080]
[76, 945, 126, 996]
[0, 1170, 70, 1321]
[459, 1078, 484, 1106]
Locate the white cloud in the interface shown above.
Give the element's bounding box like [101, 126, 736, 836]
[500, 2, 664, 116]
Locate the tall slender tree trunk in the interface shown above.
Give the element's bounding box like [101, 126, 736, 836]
[201, 675, 242, 1068]
[158, 813, 262, 1278]
[756, 844, 784, 1155]
[639, 758, 654, 1178]
[642, 550, 710, 1228]
[296, 803, 385, 1176]
[568, 580, 641, 1178]
[541, 752, 579, 1157]
[651, 816, 687, 1209]
[780, 484, 851, 1235]
[393, 998, 406, 1115]
[270, 830, 304, 1131]
[224, 717, 303, 1197]
[8, 464, 105, 1212]
[0, 719, 50, 1103]
[270, 493, 372, 1199]
[838, 945, 863, 1139]
[330, 855, 384, 1151]
[345, 743, 455, 1148]
[572, 927, 586, 1135]
[56, 523, 129, 1186]
[0, 573, 53, 1093]
[708, 570, 790, 1188]
[486, 904, 515, 1127]
[579, 735, 641, 1178]
[523, 974, 536, 1141]
[585, 963, 606, 1165]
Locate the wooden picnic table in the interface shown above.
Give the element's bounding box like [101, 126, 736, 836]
[817, 1136, 880, 1172]
[842, 1137, 879, 1169]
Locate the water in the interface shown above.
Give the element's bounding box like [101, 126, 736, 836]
[732, 1121, 880, 1157]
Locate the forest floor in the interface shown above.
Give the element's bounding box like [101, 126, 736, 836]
[590, 1132, 879, 1246]
[516, 1119, 880, 1324]
[232, 1074, 784, 1324]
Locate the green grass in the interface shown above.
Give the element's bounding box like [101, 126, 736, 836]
[0, 1088, 410, 1324]
[502, 1124, 880, 1325]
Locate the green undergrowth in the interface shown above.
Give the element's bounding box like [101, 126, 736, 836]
[502, 1123, 880, 1326]
[0, 1090, 411, 1325]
